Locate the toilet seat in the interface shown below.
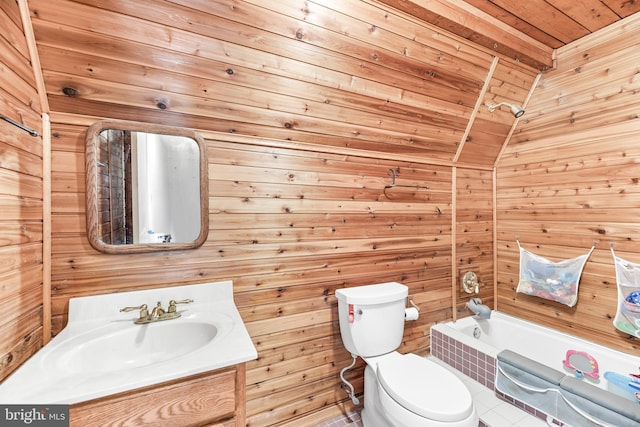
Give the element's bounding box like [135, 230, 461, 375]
[376, 353, 474, 422]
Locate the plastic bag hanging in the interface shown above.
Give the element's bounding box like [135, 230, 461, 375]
[610, 247, 640, 337]
[516, 241, 594, 307]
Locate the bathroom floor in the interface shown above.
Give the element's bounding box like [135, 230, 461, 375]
[313, 409, 362, 427]
[431, 357, 548, 427]
[315, 356, 548, 427]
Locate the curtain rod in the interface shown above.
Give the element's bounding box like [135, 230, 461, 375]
[0, 114, 39, 137]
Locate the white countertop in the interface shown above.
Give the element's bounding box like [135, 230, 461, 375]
[0, 280, 257, 404]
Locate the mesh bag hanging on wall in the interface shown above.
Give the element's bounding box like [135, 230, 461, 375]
[516, 241, 595, 307]
[610, 247, 640, 337]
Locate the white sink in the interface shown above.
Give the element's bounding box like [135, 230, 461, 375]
[0, 280, 257, 404]
[45, 319, 220, 374]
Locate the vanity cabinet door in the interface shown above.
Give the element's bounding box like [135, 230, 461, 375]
[70, 367, 237, 426]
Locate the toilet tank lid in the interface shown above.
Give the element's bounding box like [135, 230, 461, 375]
[335, 282, 408, 304]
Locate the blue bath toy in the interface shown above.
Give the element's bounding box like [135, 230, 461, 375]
[626, 291, 640, 305]
[604, 371, 640, 402]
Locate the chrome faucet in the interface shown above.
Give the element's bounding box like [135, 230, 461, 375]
[120, 299, 194, 324]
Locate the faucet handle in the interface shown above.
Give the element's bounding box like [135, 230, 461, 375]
[461, 271, 479, 294]
[120, 304, 149, 319]
[167, 298, 194, 313]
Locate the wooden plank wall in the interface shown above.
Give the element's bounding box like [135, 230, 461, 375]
[8, 0, 536, 425]
[455, 167, 494, 315]
[49, 114, 455, 425]
[496, 13, 640, 356]
[0, 0, 44, 381]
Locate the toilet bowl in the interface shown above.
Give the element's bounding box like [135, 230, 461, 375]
[363, 352, 477, 427]
[335, 283, 479, 427]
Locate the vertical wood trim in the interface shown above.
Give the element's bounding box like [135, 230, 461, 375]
[451, 166, 457, 321]
[42, 113, 51, 343]
[493, 72, 542, 167]
[19, 0, 51, 341]
[492, 167, 498, 311]
[454, 56, 499, 162]
[18, 0, 49, 113]
[235, 363, 247, 427]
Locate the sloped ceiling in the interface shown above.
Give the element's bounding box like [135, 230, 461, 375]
[28, 0, 640, 168]
[379, 0, 640, 70]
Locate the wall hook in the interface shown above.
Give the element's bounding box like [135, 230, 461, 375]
[384, 168, 429, 190]
[0, 114, 39, 137]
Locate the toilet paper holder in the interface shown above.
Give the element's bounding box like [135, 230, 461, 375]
[407, 295, 420, 311]
[405, 296, 420, 321]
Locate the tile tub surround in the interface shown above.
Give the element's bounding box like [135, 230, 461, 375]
[430, 327, 496, 389]
[430, 328, 557, 425]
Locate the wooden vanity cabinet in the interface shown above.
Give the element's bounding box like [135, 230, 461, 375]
[69, 364, 246, 427]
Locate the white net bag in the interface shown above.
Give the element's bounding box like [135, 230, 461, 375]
[516, 241, 594, 307]
[610, 247, 640, 337]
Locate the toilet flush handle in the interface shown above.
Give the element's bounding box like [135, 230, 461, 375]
[348, 304, 363, 323]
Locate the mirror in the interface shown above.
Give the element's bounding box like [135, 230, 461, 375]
[86, 119, 208, 254]
[562, 349, 600, 379]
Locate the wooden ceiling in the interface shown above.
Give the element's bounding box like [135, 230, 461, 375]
[378, 0, 640, 70]
[26, 0, 639, 168]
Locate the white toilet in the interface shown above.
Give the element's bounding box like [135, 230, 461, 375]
[336, 282, 479, 427]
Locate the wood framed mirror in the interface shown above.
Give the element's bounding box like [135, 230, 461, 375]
[85, 119, 208, 254]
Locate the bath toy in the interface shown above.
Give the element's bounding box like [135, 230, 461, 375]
[563, 349, 599, 379]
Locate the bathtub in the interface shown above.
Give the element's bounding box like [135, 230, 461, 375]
[430, 311, 640, 423]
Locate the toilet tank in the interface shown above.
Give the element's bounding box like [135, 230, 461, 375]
[335, 282, 408, 357]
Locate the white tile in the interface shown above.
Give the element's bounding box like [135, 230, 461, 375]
[513, 414, 549, 427]
[430, 355, 544, 427]
[464, 378, 488, 396]
[480, 410, 514, 427]
[473, 398, 493, 417]
[473, 389, 502, 411]
[492, 401, 529, 424]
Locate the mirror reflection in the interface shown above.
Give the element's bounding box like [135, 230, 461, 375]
[562, 349, 599, 379]
[86, 120, 208, 254]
